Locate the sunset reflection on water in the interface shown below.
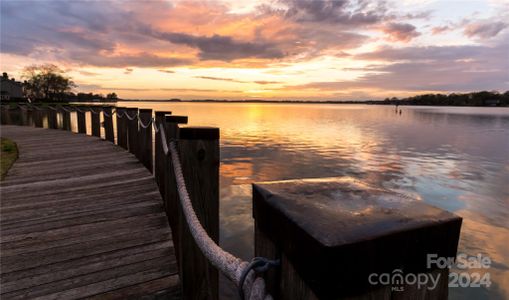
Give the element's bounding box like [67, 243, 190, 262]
[115, 102, 508, 299]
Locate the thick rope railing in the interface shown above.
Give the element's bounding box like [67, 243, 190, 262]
[138, 115, 153, 129]
[89, 107, 101, 114]
[125, 111, 138, 121]
[75, 106, 88, 114]
[158, 122, 277, 300]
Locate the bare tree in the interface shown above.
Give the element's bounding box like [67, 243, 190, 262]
[22, 64, 76, 101]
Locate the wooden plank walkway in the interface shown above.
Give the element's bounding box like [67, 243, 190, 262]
[0, 125, 181, 299]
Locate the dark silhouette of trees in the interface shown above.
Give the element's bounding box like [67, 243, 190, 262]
[21, 64, 76, 101]
[106, 92, 118, 100]
[384, 91, 508, 106]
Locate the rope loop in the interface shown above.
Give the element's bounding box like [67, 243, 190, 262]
[103, 109, 116, 118]
[126, 111, 138, 121]
[138, 116, 153, 129]
[75, 107, 87, 113]
[61, 106, 74, 113]
[116, 110, 125, 118]
[89, 107, 101, 114]
[239, 258, 280, 300]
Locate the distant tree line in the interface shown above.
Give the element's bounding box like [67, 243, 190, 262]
[383, 91, 509, 106]
[1, 64, 118, 103]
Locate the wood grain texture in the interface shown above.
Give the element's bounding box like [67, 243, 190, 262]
[178, 128, 219, 300]
[0, 125, 181, 299]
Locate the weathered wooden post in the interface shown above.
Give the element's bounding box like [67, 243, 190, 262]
[103, 106, 114, 142]
[116, 107, 128, 149]
[19, 105, 29, 126]
[90, 106, 101, 137]
[61, 105, 71, 131]
[138, 109, 153, 172]
[76, 106, 87, 134]
[0, 105, 8, 125]
[47, 106, 58, 129]
[154, 111, 172, 195]
[253, 177, 462, 300]
[7, 104, 22, 125]
[177, 126, 220, 300]
[33, 105, 45, 128]
[163, 115, 188, 231]
[126, 108, 139, 156]
[26, 105, 34, 127]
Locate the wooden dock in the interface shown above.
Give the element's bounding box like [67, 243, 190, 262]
[0, 125, 181, 299]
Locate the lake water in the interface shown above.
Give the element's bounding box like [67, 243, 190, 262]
[101, 102, 508, 299]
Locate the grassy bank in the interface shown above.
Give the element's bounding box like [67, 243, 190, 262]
[1, 138, 18, 180]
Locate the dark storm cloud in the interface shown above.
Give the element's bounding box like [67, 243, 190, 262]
[1, 0, 287, 64]
[153, 32, 285, 61]
[69, 52, 192, 68]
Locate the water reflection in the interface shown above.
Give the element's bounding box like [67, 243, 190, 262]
[80, 102, 508, 299]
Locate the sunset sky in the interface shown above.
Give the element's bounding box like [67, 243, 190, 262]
[1, 0, 508, 100]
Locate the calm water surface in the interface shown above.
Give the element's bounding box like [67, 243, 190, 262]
[112, 102, 508, 299]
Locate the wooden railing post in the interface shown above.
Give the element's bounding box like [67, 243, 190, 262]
[61, 105, 71, 131]
[154, 111, 172, 195]
[90, 106, 101, 137]
[47, 106, 57, 129]
[76, 106, 87, 134]
[103, 106, 114, 142]
[9, 104, 22, 125]
[19, 105, 29, 126]
[138, 109, 153, 172]
[0, 105, 7, 125]
[24, 105, 34, 127]
[34, 105, 45, 128]
[253, 178, 462, 300]
[116, 107, 128, 149]
[163, 115, 188, 243]
[177, 126, 220, 300]
[126, 108, 138, 156]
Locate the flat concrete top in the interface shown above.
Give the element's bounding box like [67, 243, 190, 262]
[254, 177, 460, 247]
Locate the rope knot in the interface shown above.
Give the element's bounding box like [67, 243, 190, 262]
[239, 257, 280, 300]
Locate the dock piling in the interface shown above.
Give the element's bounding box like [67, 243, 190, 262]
[76, 106, 87, 134]
[61, 105, 71, 131]
[126, 108, 138, 156]
[116, 107, 128, 149]
[177, 126, 220, 300]
[253, 177, 462, 300]
[138, 109, 153, 172]
[163, 115, 188, 253]
[90, 106, 101, 137]
[103, 106, 114, 142]
[154, 111, 172, 195]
